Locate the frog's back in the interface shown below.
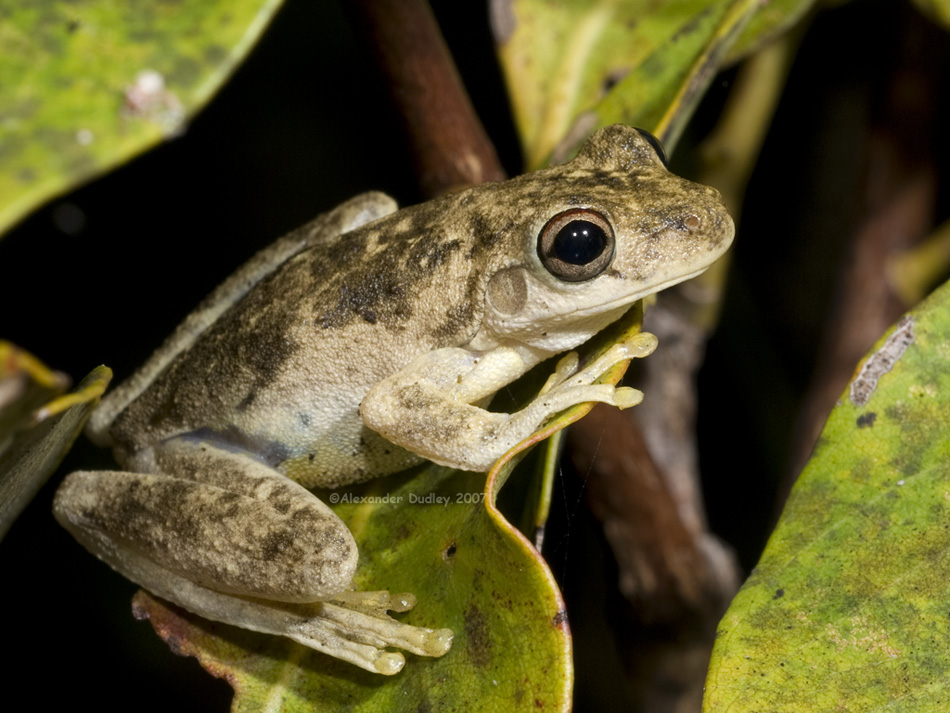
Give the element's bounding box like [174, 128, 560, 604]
[106, 192, 489, 487]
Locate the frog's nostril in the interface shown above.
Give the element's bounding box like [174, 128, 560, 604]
[684, 214, 701, 231]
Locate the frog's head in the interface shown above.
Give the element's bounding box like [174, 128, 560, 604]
[472, 124, 734, 354]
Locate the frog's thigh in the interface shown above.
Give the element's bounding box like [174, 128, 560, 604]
[54, 439, 357, 603]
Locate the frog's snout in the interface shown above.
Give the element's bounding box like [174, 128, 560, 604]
[686, 184, 734, 246]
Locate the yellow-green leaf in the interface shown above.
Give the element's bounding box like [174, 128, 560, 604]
[703, 279, 950, 712]
[726, 0, 817, 64]
[0, 341, 70, 450]
[0, 344, 110, 540]
[594, 0, 759, 153]
[0, 0, 284, 236]
[494, 0, 761, 169]
[911, 0, 950, 30]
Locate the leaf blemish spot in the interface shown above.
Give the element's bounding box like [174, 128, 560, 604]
[856, 412, 877, 428]
[850, 316, 915, 406]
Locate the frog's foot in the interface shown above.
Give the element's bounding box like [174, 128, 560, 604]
[540, 331, 658, 397]
[512, 331, 658, 432]
[55, 448, 453, 675]
[360, 331, 659, 474]
[284, 591, 453, 675]
[129, 555, 452, 675]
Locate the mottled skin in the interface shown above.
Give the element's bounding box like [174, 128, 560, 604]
[53, 125, 734, 675]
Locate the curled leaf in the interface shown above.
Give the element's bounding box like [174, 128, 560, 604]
[0, 343, 110, 540]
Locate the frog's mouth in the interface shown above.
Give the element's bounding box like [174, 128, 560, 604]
[569, 262, 715, 320]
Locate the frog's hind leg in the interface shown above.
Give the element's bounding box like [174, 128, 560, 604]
[56, 439, 359, 602]
[127, 553, 451, 675]
[54, 435, 451, 673]
[110, 542, 449, 674]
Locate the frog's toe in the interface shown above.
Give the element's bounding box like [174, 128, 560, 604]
[554, 332, 657, 391]
[594, 331, 657, 372]
[292, 600, 453, 671]
[553, 351, 580, 382]
[322, 598, 454, 656]
[332, 589, 417, 614]
[621, 331, 659, 357]
[374, 652, 407, 675]
[613, 386, 645, 409]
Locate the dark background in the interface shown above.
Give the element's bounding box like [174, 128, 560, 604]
[2, 1, 948, 711]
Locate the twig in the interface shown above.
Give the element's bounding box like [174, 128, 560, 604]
[345, 0, 506, 198]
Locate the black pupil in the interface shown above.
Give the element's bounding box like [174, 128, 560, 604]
[552, 220, 607, 265]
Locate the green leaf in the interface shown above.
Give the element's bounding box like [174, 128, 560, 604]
[593, 0, 759, 153]
[0, 343, 111, 540]
[0, 0, 284, 236]
[703, 280, 950, 711]
[494, 0, 761, 169]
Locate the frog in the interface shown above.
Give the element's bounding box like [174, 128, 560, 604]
[53, 124, 734, 675]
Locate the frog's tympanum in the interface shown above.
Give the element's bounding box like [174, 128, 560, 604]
[54, 125, 733, 675]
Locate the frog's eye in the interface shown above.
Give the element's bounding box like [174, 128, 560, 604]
[634, 127, 668, 167]
[537, 209, 616, 282]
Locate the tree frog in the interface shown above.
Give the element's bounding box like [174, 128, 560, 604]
[53, 125, 733, 675]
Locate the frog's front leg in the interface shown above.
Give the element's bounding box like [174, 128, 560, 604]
[360, 332, 658, 472]
[53, 437, 451, 674]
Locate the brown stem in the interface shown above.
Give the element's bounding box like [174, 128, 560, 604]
[568, 405, 737, 712]
[345, 0, 506, 198]
[562, 35, 799, 709]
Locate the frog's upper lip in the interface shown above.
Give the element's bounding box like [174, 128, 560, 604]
[570, 263, 713, 319]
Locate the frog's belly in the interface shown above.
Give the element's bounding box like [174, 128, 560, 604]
[111, 313, 450, 487]
[216, 380, 424, 489]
